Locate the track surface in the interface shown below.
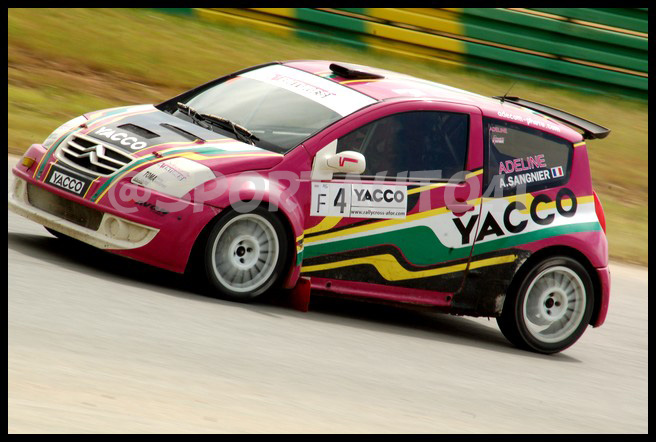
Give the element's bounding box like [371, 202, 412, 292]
[7, 156, 648, 433]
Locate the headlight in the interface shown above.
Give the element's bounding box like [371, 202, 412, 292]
[42, 115, 87, 149]
[131, 158, 216, 198]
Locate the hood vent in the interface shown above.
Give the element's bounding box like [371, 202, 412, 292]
[117, 123, 160, 139]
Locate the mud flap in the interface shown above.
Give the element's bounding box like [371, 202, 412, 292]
[289, 276, 312, 312]
[451, 250, 531, 317]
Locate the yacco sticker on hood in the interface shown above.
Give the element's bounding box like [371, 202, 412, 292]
[241, 65, 377, 117]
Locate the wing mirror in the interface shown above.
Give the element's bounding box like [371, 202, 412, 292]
[324, 151, 366, 174]
[311, 140, 367, 180]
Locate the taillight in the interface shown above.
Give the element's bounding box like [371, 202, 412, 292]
[593, 190, 607, 234]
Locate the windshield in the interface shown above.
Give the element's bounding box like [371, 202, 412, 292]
[171, 64, 377, 153]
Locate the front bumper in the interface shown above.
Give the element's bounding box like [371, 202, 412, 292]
[9, 176, 159, 250]
[9, 146, 220, 273]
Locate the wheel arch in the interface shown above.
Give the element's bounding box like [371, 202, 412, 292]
[507, 245, 603, 326]
[184, 201, 301, 289]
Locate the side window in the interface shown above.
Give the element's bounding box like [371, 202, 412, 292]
[336, 111, 468, 180]
[484, 117, 572, 194]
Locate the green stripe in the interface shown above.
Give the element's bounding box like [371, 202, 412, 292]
[530, 8, 648, 33]
[460, 11, 647, 72]
[304, 221, 601, 266]
[461, 8, 647, 51]
[463, 41, 647, 91]
[471, 222, 601, 256]
[293, 8, 367, 49]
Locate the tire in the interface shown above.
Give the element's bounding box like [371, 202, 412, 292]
[497, 256, 594, 354]
[202, 207, 288, 302]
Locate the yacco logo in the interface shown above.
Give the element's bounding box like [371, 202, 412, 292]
[452, 188, 578, 245]
[94, 126, 147, 150]
[353, 188, 405, 204]
[48, 171, 86, 195]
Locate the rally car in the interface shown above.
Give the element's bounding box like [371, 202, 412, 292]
[8, 60, 611, 354]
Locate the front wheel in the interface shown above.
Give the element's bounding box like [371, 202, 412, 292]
[202, 208, 288, 302]
[497, 256, 594, 354]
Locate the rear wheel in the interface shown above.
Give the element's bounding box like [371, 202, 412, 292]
[497, 256, 594, 354]
[202, 208, 288, 302]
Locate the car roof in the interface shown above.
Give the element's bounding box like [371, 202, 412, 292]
[283, 60, 582, 142]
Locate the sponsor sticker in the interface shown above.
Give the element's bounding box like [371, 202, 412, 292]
[241, 65, 377, 117]
[46, 165, 93, 196]
[311, 182, 407, 219]
[94, 126, 148, 150]
[131, 158, 215, 198]
[499, 169, 552, 188]
[498, 154, 547, 174]
[496, 110, 562, 133]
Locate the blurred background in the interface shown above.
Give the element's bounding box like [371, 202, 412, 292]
[7, 8, 648, 266]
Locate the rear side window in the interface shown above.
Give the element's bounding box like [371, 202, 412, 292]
[484, 117, 572, 194]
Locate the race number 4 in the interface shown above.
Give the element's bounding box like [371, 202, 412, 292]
[310, 182, 407, 219]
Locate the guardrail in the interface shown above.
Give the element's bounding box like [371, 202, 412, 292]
[160, 8, 648, 98]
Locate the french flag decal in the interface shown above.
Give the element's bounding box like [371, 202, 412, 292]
[551, 166, 564, 178]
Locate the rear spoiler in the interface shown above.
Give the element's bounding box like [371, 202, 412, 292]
[492, 96, 610, 140]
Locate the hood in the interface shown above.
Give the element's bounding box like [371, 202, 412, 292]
[79, 105, 282, 173]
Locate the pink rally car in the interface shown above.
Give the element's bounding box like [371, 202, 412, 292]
[8, 60, 611, 353]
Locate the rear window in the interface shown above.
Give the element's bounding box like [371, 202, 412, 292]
[484, 117, 572, 194]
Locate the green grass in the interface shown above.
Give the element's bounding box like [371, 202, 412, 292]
[7, 8, 648, 266]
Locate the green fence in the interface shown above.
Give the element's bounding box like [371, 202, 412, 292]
[166, 8, 648, 98]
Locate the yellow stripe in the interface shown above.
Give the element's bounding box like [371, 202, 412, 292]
[304, 216, 342, 235]
[466, 169, 483, 179]
[573, 142, 586, 148]
[302, 253, 516, 281]
[304, 198, 482, 244]
[361, 35, 465, 67]
[247, 7, 296, 18]
[407, 182, 447, 195]
[198, 8, 295, 38]
[366, 8, 464, 35]
[82, 176, 100, 199]
[340, 79, 386, 85]
[407, 170, 483, 195]
[365, 20, 465, 54]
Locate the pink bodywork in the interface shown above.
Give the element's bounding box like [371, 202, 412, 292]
[11, 60, 609, 326]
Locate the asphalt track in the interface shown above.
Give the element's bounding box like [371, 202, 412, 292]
[7, 156, 648, 433]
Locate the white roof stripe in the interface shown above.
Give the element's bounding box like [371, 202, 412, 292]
[241, 65, 377, 117]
